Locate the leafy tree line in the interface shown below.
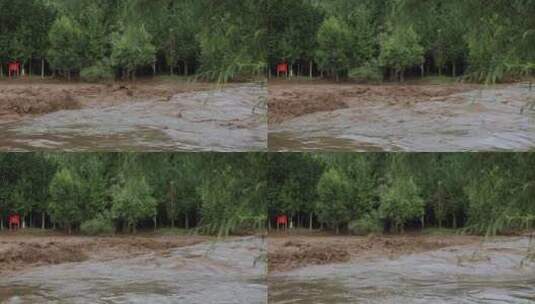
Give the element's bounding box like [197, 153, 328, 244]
[0, 153, 267, 235]
[267, 0, 535, 82]
[268, 153, 535, 235]
[0, 0, 267, 81]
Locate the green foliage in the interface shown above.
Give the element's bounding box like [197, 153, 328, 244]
[379, 25, 424, 81]
[47, 16, 83, 78]
[80, 62, 114, 82]
[48, 168, 84, 233]
[80, 214, 114, 235]
[111, 174, 157, 233]
[379, 173, 424, 233]
[348, 60, 383, 83]
[316, 168, 352, 233]
[111, 25, 156, 79]
[315, 16, 352, 80]
[348, 211, 382, 235]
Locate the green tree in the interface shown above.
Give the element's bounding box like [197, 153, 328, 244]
[379, 156, 424, 232]
[48, 168, 84, 234]
[111, 174, 157, 233]
[316, 168, 351, 233]
[315, 16, 352, 81]
[111, 25, 156, 80]
[47, 16, 83, 80]
[379, 25, 424, 81]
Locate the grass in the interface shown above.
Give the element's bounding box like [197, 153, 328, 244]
[421, 227, 462, 236]
[155, 227, 195, 236]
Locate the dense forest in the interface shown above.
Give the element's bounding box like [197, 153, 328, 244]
[0, 153, 267, 235]
[2, 1, 533, 83]
[268, 154, 535, 235]
[0, 0, 267, 81]
[267, 0, 535, 82]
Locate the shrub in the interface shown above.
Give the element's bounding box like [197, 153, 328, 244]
[349, 211, 383, 235]
[80, 215, 114, 235]
[349, 61, 383, 83]
[80, 63, 114, 83]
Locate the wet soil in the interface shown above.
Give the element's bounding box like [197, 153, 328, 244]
[0, 235, 266, 303]
[268, 233, 480, 273]
[268, 234, 535, 304]
[268, 81, 535, 151]
[268, 81, 476, 125]
[0, 80, 267, 151]
[0, 231, 209, 274]
[0, 79, 212, 123]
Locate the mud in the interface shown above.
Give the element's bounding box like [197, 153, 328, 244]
[268, 234, 479, 273]
[0, 79, 211, 122]
[0, 81, 267, 151]
[268, 82, 535, 151]
[0, 236, 266, 303]
[268, 236, 535, 304]
[0, 231, 209, 274]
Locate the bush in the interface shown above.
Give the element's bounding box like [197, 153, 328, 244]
[80, 215, 114, 235]
[349, 61, 383, 83]
[80, 63, 114, 83]
[349, 211, 383, 235]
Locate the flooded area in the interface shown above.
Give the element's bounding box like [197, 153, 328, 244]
[269, 83, 535, 151]
[268, 237, 535, 304]
[0, 237, 266, 304]
[0, 84, 267, 152]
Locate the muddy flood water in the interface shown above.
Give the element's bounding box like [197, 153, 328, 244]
[269, 84, 535, 151]
[0, 84, 267, 152]
[0, 237, 266, 304]
[268, 237, 535, 304]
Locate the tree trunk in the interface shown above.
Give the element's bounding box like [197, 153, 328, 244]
[170, 64, 173, 76]
[67, 224, 72, 235]
[153, 216, 157, 232]
[0, 63, 3, 78]
[185, 213, 189, 229]
[421, 216, 425, 230]
[1, 217, 3, 230]
[41, 58, 45, 79]
[452, 63, 456, 77]
[309, 61, 313, 79]
[309, 213, 313, 231]
[184, 62, 188, 76]
[171, 217, 175, 228]
[29, 58, 32, 77]
[335, 225, 339, 235]
[153, 63, 156, 76]
[420, 64, 425, 78]
[452, 214, 457, 229]
[42, 212, 46, 230]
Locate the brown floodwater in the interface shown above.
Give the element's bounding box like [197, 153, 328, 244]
[268, 237, 535, 304]
[0, 84, 267, 152]
[269, 84, 535, 152]
[0, 237, 267, 304]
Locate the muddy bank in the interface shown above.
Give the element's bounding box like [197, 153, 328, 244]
[0, 79, 212, 123]
[0, 231, 209, 274]
[268, 81, 478, 125]
[269, 236, 535, 304]
[0, 236, 266, 304]
[268, 234, 480, 273]
[269, 82, 535, 151]
[0, 83, 267, 151]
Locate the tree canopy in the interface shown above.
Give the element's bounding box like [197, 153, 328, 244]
[0, 153, 267, 235]
[268, 153, 535, 235]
